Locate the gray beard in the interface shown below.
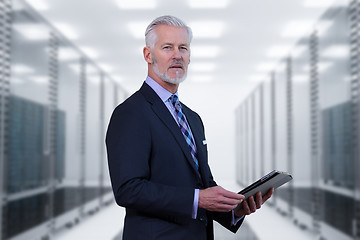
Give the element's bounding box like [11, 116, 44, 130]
[152, 59, 187, 85]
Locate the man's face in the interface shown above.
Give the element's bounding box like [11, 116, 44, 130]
[150, 25, 190, 84]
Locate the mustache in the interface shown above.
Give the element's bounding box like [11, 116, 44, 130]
[168, 61, 185, 69]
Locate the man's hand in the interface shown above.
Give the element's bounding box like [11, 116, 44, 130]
[234, 188, 274, 218]
[199, 186, 245, 212]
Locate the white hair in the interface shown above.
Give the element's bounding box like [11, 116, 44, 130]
[145, 15, 193, 49]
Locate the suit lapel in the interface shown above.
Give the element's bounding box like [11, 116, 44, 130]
[139, 83, 200, 177]
[182, 106, 209, 184]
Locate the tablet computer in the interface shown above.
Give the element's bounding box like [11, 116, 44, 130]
[238, 170, 292, 200]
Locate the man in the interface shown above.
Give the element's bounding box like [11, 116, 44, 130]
[106, 15, 273, 240]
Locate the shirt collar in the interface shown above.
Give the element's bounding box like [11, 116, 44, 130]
[145, 76, 178, 103]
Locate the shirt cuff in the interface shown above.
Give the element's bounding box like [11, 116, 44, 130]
[231, 210, 244, 226]
[192, 189, 199, 219]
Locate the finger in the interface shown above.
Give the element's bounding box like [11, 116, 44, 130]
[221, 189, 245, 201]
[218, 195, 243, 206]
[255, 192, 262, 209]
[262, 188, 274, 202]
[216, 203, 239, 212]
[242, 199, 251, 215]
[248, 196, 256, 213]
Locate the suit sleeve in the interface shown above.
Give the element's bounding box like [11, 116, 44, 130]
[105, 103, 194, 219]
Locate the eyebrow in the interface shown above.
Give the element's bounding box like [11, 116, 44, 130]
[160, 43, 189, 47]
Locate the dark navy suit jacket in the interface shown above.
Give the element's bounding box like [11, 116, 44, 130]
[106, 82, 243, 240]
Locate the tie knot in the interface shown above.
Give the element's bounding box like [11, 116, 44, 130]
[169, 94, 179, 105]
[169, 95, 182, 112]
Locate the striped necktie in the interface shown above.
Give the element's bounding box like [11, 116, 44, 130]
[169, 95, 199, 170]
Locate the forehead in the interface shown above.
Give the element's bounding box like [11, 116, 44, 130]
[154, 25, 189, 45]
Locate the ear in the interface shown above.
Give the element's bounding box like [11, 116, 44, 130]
[143, 47, 152, 64]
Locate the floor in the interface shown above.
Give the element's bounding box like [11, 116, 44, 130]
[54, 181, 312, 240]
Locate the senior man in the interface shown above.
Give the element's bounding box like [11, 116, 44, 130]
[106, 15, 273, 240]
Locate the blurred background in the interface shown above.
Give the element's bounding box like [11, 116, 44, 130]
[0, 0, 358, 239]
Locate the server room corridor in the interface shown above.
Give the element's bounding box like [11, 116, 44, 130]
[0, 0, 359, 239]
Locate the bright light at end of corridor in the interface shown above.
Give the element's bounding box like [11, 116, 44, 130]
[188, 0, 229, 9]
[116, 0, 156, 9]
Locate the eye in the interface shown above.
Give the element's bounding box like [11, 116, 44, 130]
[163, 46, 171, 50]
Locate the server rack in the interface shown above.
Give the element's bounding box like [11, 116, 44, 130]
[291, 36, 312, 231]
[235, 106, 242, 186]
[349, 0, 360, 239]
[0, 0, 127, 239]
[259, 84, 265, 178]
[316, 3, 353, 239]
[309, 29, 323, 240]
[0, 1, 12, 239]
[262, 77, 273, 181]
[253, 90, 261, 184]
[251, 93, 256, 183]
[235, 0, 357, 239]
[274, 60, 291, 215]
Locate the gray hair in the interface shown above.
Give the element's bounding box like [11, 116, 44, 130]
[145, 15, 193, 49]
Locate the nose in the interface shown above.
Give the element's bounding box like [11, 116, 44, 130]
[172, 48, 182, 60]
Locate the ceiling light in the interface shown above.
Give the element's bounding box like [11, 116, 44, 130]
[304, 0, 336, 8]
[112, 75, 123, 84]
[302, 61, 332, 73]
[13, 23, 49, 41]
[88, 76, 100, 84]
[266, 45, 292, 58]
[59, 47, 79, 61]
[282, 20, 313, 38]
[292, 74, 308, 83]
[80, 47, 99, 59]
[190, 21, 225, 38]
[128, 21, 148, 39]
[188, 0, 229, 9]
[31, 76, 48, 84]
[191, 45, 220, 58]
[190, 62, 216, 72]
[12, 64, 35, 74]
[116, 0, 156, 9]
[322, 44, 348, 58]
[318, 61, 332, 72]
[248, 75, 267, 82]
[25, 0, 49, 11]
[256, 62, 277, 72]
[53, 23, 78, 40]
[99, 63, 114, 73]
[189, 74, 214, 82]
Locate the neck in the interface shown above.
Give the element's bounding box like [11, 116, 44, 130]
[148, 70, 179, 94]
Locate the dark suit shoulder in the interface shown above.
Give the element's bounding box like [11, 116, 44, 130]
[115, 82, 161, 111]
[117, 89, 146, 110]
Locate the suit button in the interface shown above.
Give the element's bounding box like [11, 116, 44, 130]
[199, 216, 208, 226]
